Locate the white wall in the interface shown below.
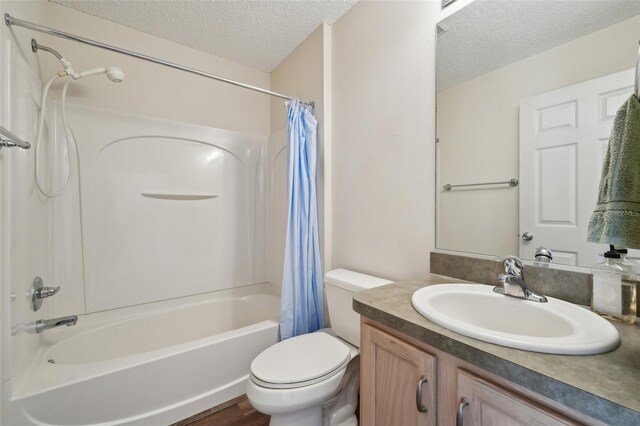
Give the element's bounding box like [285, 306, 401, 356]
[268, 24, 331, 285]
[437, 15, 640, 256]
[331, 0, 439, 281]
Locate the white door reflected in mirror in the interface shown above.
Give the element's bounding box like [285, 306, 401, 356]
[519, 68, 638, 267]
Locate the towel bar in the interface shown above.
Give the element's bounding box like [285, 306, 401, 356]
[141, 193, 218, 200]
[443, 178, 518, 191]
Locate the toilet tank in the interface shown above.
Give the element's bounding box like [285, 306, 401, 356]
[324, 269, 393, 347]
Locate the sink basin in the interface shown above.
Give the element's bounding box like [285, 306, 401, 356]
[411, 284, 620, 355]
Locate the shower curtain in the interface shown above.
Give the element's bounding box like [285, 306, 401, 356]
[280, 99, 324, 340]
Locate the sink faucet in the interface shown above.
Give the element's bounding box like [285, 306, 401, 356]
[26, 315, 78, 333]
[493, 256, 547, 303]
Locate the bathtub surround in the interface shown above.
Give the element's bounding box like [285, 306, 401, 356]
[65, 104, 268, 312]
[280, 100, 324, 339]
[0, 28, 49, 419]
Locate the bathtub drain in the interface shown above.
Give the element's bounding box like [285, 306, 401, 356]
[47, 359, 55, 364]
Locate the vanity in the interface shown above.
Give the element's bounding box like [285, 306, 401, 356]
[354, 273, 640, 425]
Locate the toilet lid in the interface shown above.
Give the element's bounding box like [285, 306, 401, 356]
[251, 332, 351, 386]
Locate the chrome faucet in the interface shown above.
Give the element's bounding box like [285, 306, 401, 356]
[27, 315, 78, 333]
[31, 276, 61, 312]
[493, 256, 547, 303]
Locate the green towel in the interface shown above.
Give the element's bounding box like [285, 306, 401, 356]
[588, 94, 640, 249]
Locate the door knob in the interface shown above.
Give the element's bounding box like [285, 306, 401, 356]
[521, 232, 533, 241]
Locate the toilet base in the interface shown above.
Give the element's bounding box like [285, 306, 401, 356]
[269, 406, 322, 426]
[337, 415, 357, 426]
[267, 406, 357, 426]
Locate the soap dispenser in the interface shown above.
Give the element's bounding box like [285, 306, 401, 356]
[613, 247, 640, 274]
[591, 246, 637, 324]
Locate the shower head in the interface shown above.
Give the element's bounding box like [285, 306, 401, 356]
[78, 67, 125, 83]
[106, 67, 125, 83]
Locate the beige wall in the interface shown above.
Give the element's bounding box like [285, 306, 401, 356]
[331, 0, 439, 281]
[437, 15, 640, 257]
[3, 0, 271, 136]
[270, 25, 327, 134]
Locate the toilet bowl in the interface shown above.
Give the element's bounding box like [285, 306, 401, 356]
[247, 330, 359, 426]
[246, 269, 393, 426]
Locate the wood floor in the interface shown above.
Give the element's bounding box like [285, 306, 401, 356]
[173, 395, 270, 426]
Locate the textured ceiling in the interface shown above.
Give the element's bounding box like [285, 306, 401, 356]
[50, 0, 358, 72]
[437, 0, 640, 91]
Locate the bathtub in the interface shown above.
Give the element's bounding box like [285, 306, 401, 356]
[9, 284, 280, 426]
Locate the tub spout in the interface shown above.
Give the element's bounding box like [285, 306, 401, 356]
[29, 315, 78, 333]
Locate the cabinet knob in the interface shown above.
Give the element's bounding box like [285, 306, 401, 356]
[416, 375, 429, 413]
[456, 397, 470, 426]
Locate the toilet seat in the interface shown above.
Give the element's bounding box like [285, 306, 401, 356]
[250, 332, 351, 389]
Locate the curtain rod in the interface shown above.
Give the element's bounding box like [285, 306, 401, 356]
[4, 13, 314, 107]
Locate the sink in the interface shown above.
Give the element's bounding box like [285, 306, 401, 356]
[411, 284, 620, 355]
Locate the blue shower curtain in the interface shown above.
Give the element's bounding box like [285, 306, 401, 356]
[280, 99, 324, 340]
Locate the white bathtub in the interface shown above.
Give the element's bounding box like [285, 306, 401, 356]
[9, 284, 280, 426]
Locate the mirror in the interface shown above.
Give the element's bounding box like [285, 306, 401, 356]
[436, 0, 640, 268]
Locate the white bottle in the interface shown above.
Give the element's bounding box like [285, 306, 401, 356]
[591, 249, 637, 324]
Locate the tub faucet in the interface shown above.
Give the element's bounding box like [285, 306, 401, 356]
[493, 256, 547, 303]
[27, 315, 78, 333]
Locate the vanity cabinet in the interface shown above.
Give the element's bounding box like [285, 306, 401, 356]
[360, 319, 601, 426]
[360, 322, 437, 425]
[456, 370, 577, 425]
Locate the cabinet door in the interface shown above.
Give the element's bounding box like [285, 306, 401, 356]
[361, 323, 437, 426]
[456, 370, 579, 426]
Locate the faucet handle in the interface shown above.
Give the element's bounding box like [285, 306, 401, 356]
[38, 285, 60, 298]
[494, 256, 524, 276]
[31, 277, 61, 311]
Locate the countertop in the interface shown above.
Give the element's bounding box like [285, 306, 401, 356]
[352, 274, 640, 425]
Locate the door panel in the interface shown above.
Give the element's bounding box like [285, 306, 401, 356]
[536, 144, 577, 225]
[519, 68, 636, 266]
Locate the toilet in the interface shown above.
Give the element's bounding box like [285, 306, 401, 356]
[246, 269, 393, 426]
